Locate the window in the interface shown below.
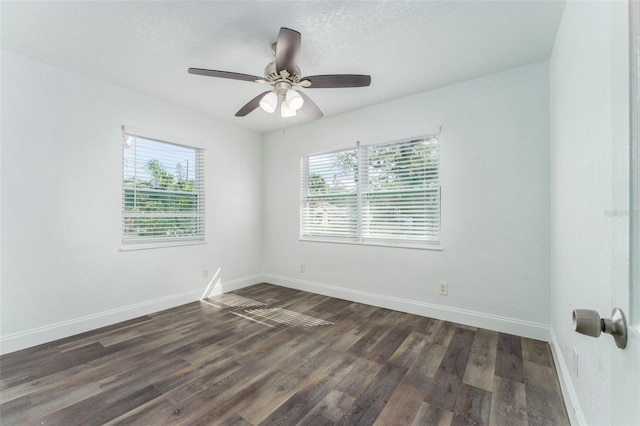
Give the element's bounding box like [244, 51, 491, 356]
[301, 135, 440, 248]
[122, 130, 204, 247]
[301, 147, 359, 238]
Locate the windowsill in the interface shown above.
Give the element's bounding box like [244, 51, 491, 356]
[299, 237, 442, 251]
[120, 240, 206, 251]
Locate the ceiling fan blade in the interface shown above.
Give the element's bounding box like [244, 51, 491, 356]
[298, 92, 323, 119]
[235, 91, 272, 117]
[188, 68, 262, 83]
[301, 74, 371, 88]
[275, 27, 301, 75]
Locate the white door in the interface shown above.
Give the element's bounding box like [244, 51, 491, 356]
[611, 2, 640, 424]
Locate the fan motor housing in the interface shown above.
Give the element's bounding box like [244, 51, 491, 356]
[264, 61, 301, 83]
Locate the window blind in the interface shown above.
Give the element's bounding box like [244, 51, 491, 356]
[363, 136, 440, 242]
[122, 132, 204, 245]
[301, 135, 440, 247]
[301, 148, 359, 239]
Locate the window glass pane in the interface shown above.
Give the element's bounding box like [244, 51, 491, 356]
[364, 137, 440, 242]
[300, 135, 440, 247]
[122, 133, 204, 245]
[301, 148, 358, 238]
[367, 137, 439, 190]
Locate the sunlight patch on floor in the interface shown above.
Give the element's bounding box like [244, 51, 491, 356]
[211, 293, 267, 308]
[200, 267, 223, 300]
[244, 308, 334, 327]
[230, 312, 276, 328]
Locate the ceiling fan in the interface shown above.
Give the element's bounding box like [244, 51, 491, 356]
[188, 27, 371, 120]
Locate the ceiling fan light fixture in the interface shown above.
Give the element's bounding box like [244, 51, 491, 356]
[285, 89, 304, 111]
[189, 27, 370, 120]
[259, 91, 278, 113]
[281, 100, 296, 117]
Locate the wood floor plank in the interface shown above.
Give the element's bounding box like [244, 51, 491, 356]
[388, 317, 438, 369]
[334, 358, 384, 398]
[495, 332, 524, 383]
[95, 316, 195, 348]
[181, 369, 286, 425]
[298, 389, 355, 424]
[234, 327, 302, 366]
[364, 324, 413, 364]
[152, 357, 240, 395]
[347, 324, 389, 357]
[218, 414, 254, 426]
[0, 283, 571, 426]
[350, 306, 392, 337]
[490, 375, 528, 426]
[373, 366, 431, 425]
[521, 337, 554, 367]
[335, 362, 408, 426]
[319, 304, 377, 340]
[97, 355, 190, 392]
[1, 341, 118, 389]
[276, 336, 329, 374]
[1, 329, 189, 413]
[424, 327, 477, 411]
[258, 353, 359, 425]
[318, 325, 363, 353]
[523, 360, 570, 426]
[61, 316, 158, 353]
[36, 384, 162, 425]
[21, 382, 103, 423]
[0, 393, 34, 425]
[462, 328, 498, 391]
[1, 358, 99, 405]
[412, 401, 455, 426]
[56, 315, 154, 352]
[104, 396, 178, 426]
[451, 383, 492, 425]
[181, 326, 267, 367]
[413, 342, 449, 379]
[427, 320, 457, 347]
[234, 369, 299, 424]
[313, 297, 353, 315]
[164, 344, 286, 407]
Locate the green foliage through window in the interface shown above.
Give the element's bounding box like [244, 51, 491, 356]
[122, 133, 204, 244]
[301, 135, 440, 246]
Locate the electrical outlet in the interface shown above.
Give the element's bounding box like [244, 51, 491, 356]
[203, 269, 209, 279]
[438, 281, 448, 296]
[300, 264, 305, 273]
[572, 347, 579, 377]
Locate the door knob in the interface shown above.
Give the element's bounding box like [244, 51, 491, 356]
[572, 308, 627, 349]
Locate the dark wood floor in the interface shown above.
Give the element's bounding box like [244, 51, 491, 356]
[0, 283, 570, 425]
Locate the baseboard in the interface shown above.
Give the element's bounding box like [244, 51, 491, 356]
[220, 274, 265, 293]
[262, 273, 550, 341]
[549, 328, 586, 426]
[0, 272, 550, 354]
[0, 274, 265, 355]
[199, 273, 265, 299]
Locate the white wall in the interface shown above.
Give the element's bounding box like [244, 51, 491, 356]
[549, 2, 633, 425]
[0, 50, 264, 353]
[262, 62, 551, 339]
[0, 51, 552, 353]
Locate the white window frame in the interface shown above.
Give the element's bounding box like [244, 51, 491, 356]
[121, 127, 205, 250]
[300, 134, 441, 250]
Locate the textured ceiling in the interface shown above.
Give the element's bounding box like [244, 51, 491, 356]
[1, 1, 566, 134]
